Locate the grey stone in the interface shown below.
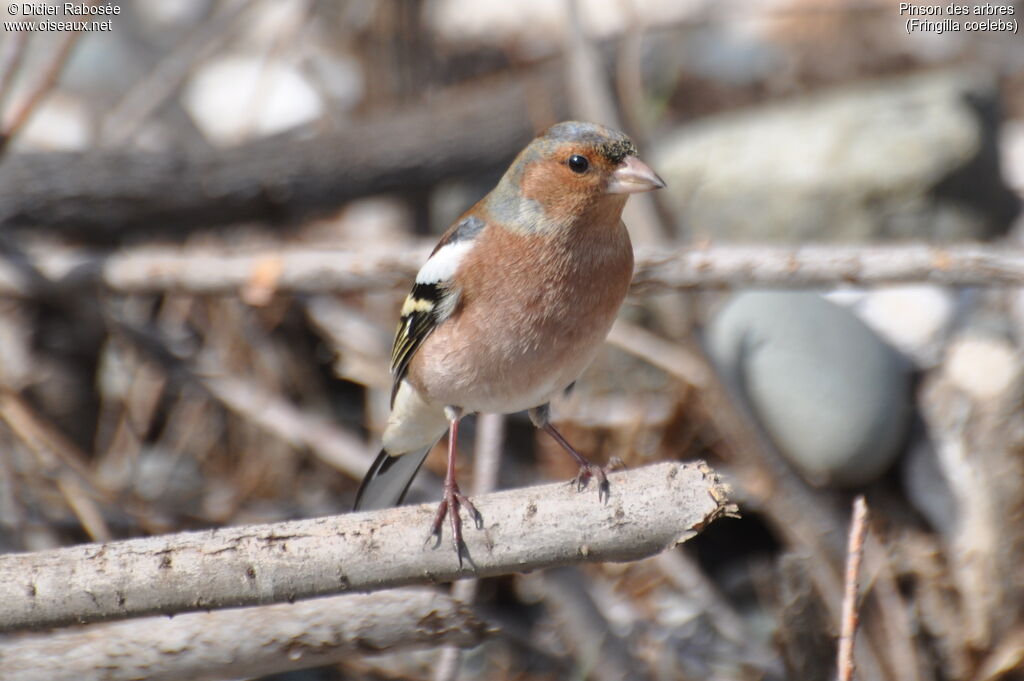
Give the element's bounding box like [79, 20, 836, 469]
[705, 291, 912, 487]
[656, 70, 1019, 243]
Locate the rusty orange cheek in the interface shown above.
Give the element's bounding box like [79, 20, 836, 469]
[521, 163, 598, 222]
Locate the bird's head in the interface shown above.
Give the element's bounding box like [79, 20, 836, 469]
[486, 121, 665, 233]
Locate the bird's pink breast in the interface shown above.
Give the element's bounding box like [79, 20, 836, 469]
[407, 220, 633, 414]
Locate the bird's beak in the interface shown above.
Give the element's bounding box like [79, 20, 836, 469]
[606, 155, 666, 194]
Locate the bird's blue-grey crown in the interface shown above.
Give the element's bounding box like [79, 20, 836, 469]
[540, 121, 638, 165]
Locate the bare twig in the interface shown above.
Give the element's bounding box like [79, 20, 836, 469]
[614, 327, 893, 681]
[0, 461, 732, 632]
[528, 567, 654, 681]
[0, 31, 29, 114]
[471, 413, 505, 499]
[778, 554, 837, 681]
[3, 243, 1023, 300]
[98, 0, 249, 146]
[0, 390, 112, 541]
[0, 65, 569, 243]
[304, 296, 391, 387]
[0, 589, 493, 681]
[0, 3, 94, 154]
[564, 0, 689, 339]
[607, 318, 711, 388]
[837, 496, 870, 681]
[631, 244, 1024, 290]
[920, 344, 1024, 652]
[863, 528, 926, 681]
[655, 549, 763, 656]
[103, 314, 397, 491]
[973, 627, 1024, 681]
[201, 374, 377, 480]
[563, 0, 666, 249]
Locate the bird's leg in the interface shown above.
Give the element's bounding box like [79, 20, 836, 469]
[428, 407, 482, 563]
[529, 404, 619, 503]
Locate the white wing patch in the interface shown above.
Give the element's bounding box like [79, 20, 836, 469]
[415, 240, 475, 285]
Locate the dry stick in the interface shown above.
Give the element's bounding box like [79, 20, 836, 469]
[654, 549, 775, 665]
[837, 496, 870, 681]
[304, 295, 392, 387]
[632, 244, 1024, 289]
[610, 328, 893, 681]
[0, 65, 570, 243]
[529, 567, 654, 681]
[563, 0, 665, 250]
[5, 243, 1023, 300]
[0, 5, 92, 154]
[0, 589, 493, 681]
[0, 390, 113, 541]
[107, 312, 438, 500]
[201, 374, 376, 479]
[433, 412, 506, 681]
[103, 308, 384, 482]
[0, 460, 733, 633]
[863, 528, 925, 681]
[607, 318, 710, 388]
[974, 627, 1024, 681]
[98, 0, 250, 146]
[564, 0, 689, 339]
[0, 31, 29, 113]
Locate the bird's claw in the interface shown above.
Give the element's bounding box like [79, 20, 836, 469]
[571, 457, 624, 503]
[425, 483, 482, 566]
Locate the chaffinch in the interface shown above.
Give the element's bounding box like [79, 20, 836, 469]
[354, 121, 665, 560]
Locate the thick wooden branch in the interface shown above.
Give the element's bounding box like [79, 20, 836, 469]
[0, 589, 491, 681]
[0, 461, 732, 633]
[0, 68, 567, 244]
[3, 243, 1022, 299]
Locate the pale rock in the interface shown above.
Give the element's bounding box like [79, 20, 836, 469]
[15, 93, 91, 151]
[430, 0, 705, 47]
[855, 285, 956, 367]
[945, 336, 1020, 401]
[1001, 119, 1024, 194]
[706, 291, 911, 487]
[655, 70, 1019, 242]
[183, 55, 323, 146]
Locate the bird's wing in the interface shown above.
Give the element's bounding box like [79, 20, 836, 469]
[390, 215, 486, 405]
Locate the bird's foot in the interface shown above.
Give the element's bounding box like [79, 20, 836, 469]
[426, 480, 483, 565]
[570, 456, 624, 503]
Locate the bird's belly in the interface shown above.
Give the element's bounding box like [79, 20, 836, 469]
[408, 305, 614, 414]
[454, 348, 586, 414]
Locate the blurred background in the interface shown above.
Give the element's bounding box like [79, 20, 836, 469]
[1, 1, 1024, 679]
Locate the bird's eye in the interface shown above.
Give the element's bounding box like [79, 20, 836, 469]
[567, 154, 589, 174]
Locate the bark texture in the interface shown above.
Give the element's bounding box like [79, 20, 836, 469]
[1, 243, 1021, 299]
[0, 589, 491, 681]
[0, 461, 733, 632]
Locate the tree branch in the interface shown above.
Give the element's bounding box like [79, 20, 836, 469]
[837, 495, 869, 681]
[0, 589, 492, 681]
[632, 243, 1024, 290]
[0, 66, 567, 244]
[5, 243, 1022, 300]
[0, 461, 733, 633]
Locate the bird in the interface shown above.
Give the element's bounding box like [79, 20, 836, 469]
[353, 120, 665, 561]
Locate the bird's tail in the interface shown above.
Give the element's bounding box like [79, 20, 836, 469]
[355, 381, 447, 511]
[353, 444, 438, 511]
